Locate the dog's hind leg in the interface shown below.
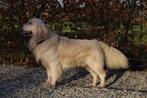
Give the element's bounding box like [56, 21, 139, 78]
[95, 67, 106, 88]
[86, 67, 98, 87]
[86, 65, 106, 87]
[86, 59, 106, 87]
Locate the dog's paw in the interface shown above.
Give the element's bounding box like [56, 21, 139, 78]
[40, 81, 55, 89]
[91, 83, 97, 87]
[97, 83, 105, 88]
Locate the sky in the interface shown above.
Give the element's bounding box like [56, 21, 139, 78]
[57, 0, 64, 8]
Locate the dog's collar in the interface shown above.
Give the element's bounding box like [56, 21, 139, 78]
[36, 39, 46, 45]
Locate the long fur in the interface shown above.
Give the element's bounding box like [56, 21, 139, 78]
[22, 18, 129, 88]
[98, 41, 129, 69]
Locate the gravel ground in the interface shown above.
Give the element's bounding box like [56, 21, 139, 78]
[0, 65, 147, 98]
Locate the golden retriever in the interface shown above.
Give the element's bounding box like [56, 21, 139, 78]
[22, 18, 129, 88]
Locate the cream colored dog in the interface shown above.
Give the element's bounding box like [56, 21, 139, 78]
[22, 18, 129, 88]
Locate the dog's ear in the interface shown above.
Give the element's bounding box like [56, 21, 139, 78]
[36, 23, 50, 43]
[37, 23, 48, 35]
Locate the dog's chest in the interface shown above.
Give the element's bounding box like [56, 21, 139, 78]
[33, 45, 56, 63]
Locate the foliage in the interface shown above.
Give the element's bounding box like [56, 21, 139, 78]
[0, 0, 147, 66]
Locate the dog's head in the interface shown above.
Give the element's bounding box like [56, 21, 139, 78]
[22, 18, 48, 37]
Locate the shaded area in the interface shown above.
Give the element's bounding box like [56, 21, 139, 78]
[58, 68, 89, 86]
[106, 69, 127, 87]
[0, 65, 147, 98]
[0, 66, 46, 98]
[0, 0, 147, 67]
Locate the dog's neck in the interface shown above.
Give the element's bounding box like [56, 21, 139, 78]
[36, 39, 46, 45]
[28, 31, 56, 51]
[28, 36, 40, 51]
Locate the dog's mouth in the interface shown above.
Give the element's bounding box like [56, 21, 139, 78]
[22, 31, 32, 37]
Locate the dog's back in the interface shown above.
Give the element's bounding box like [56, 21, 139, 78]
[57, 37, 104, 69]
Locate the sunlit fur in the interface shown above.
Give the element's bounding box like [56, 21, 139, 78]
[22, 18, 129, 88]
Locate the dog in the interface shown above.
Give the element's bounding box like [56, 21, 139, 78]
[22, 18, 129, 88]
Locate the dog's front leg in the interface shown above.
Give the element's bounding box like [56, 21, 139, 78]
[42, 63, 62, 88]
[49, 63, 62, 87]
[41, 69, 53, 88]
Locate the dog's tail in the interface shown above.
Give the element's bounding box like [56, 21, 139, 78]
[99, 41, 129, 69]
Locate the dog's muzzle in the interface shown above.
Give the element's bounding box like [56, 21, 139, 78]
[22, 31, 32, 37]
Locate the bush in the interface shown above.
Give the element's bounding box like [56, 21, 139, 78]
[0, 0, 147, 66]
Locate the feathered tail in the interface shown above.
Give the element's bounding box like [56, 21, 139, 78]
[99, 41, 129, 69]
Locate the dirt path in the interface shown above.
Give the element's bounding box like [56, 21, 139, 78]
[0, 65, 147, 98]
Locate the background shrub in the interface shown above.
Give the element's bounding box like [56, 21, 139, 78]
[0, 0, 147, 67]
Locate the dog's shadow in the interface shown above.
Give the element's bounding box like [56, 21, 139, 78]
[105, 69, 127, 87]
[57, 68, 89, 86]
[57, 68, 127, 87]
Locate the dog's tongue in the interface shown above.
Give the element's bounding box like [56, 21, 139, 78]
[16, 31, 32, 39]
